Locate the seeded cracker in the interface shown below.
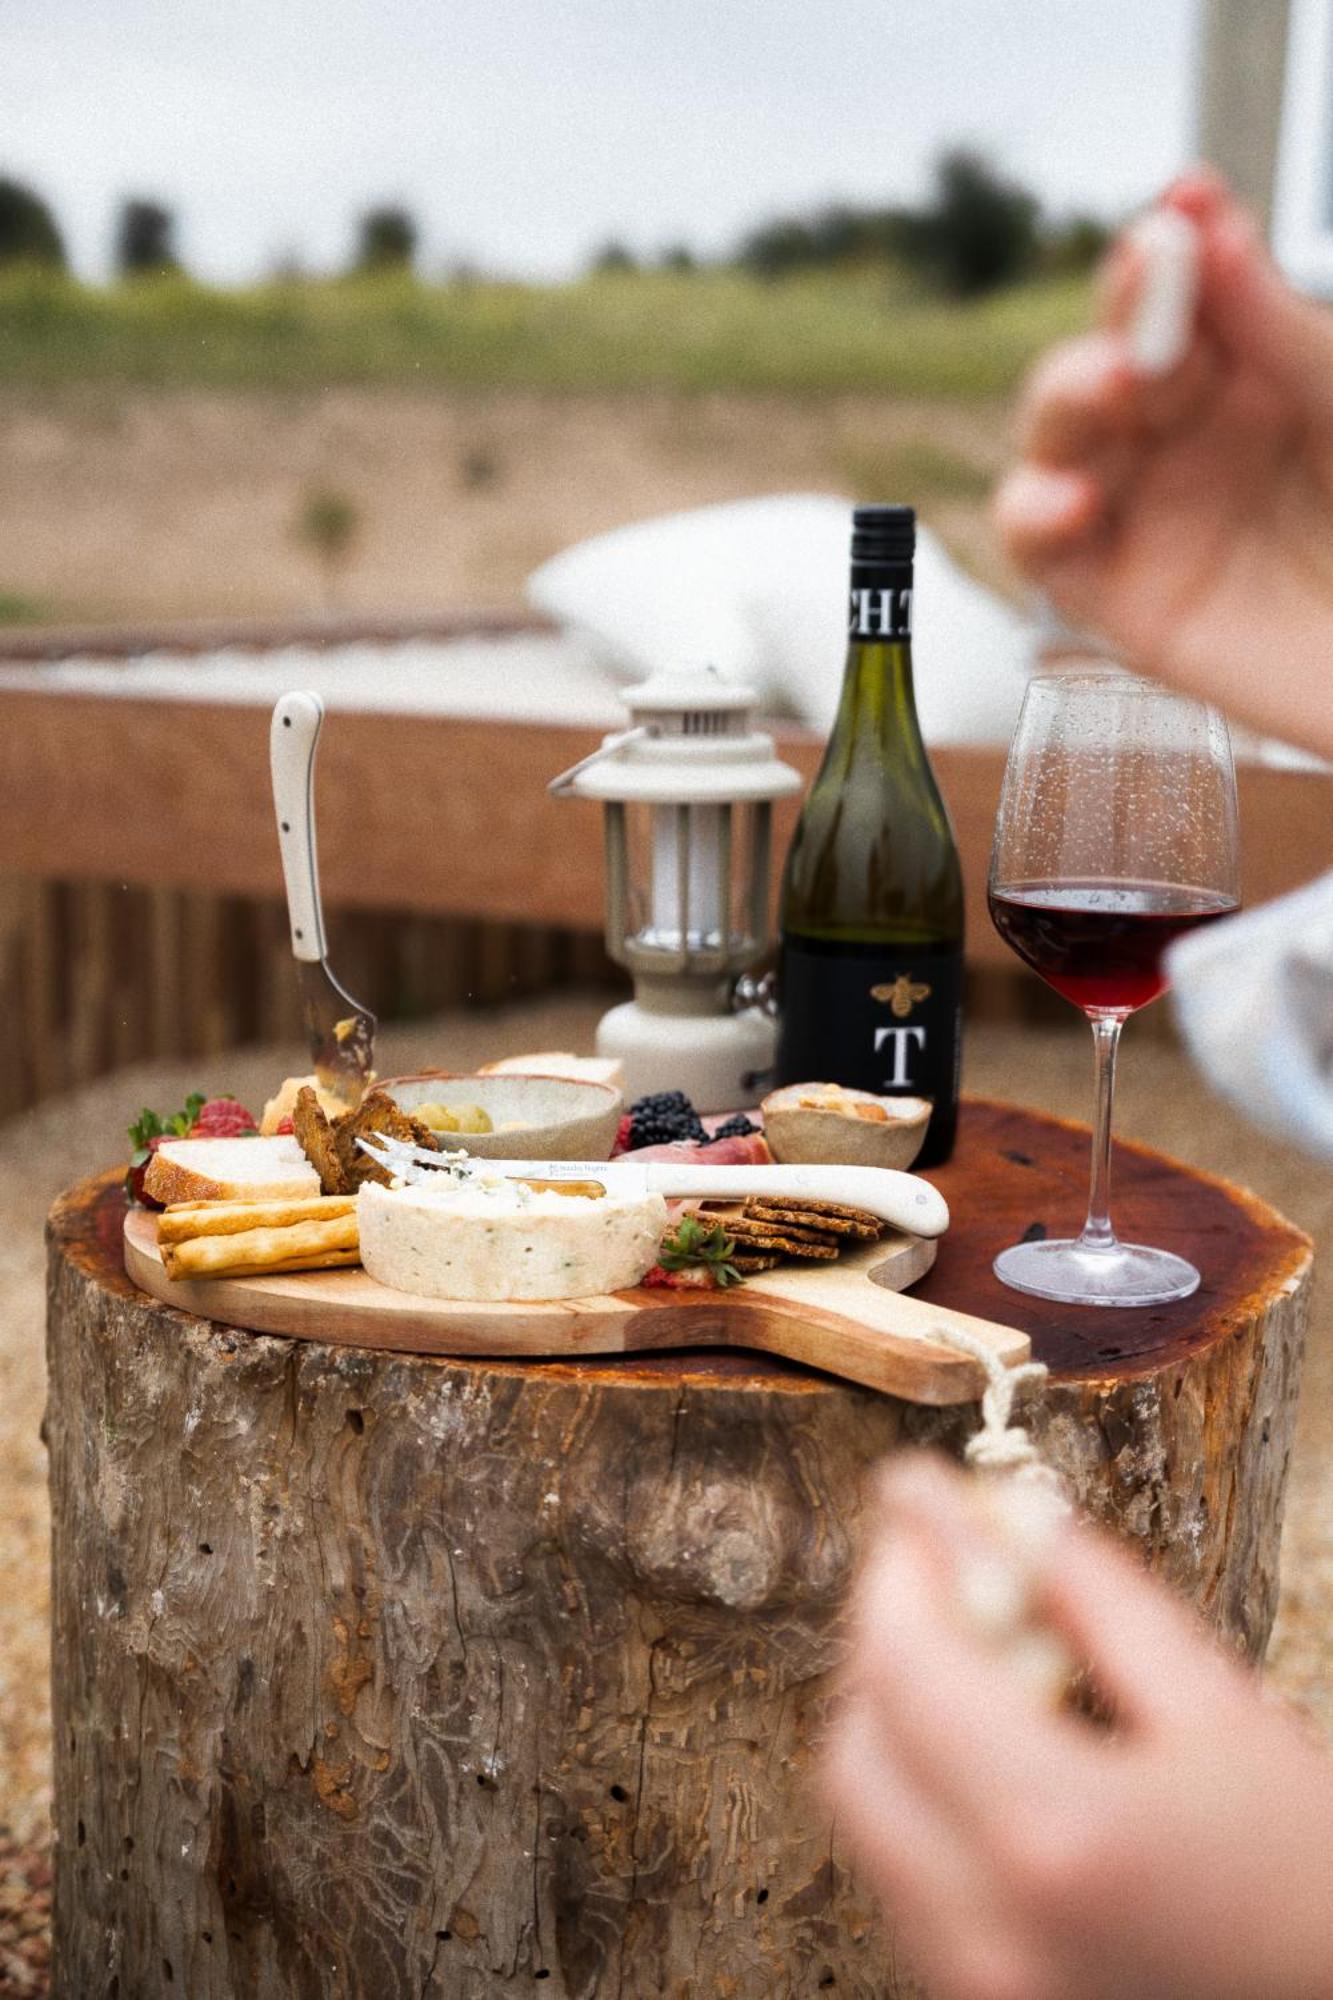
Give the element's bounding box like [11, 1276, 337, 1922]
[722, 1219, 840, 1261]
[734, 1213, 847, 1246]
[744, 1197, 884, 1239]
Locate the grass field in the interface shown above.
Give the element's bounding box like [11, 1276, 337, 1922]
[0, 265, 1092, 625]
[0, 265, 1090, 398]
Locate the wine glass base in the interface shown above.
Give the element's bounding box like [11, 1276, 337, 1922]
[993, 1238, 1200, 1307]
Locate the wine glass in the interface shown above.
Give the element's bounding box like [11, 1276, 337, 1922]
[988, 671, 1239, 1306]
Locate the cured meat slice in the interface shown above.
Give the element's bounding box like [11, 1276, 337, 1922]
[627, 1131, 773, 1166]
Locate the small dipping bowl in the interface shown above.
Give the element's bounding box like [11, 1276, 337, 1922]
[378, 1072, 623, 1162]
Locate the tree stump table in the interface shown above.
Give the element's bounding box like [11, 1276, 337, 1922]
[46, 1100, 1312, 2000]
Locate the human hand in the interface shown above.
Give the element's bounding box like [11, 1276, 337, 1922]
[995, 170, 1333, 759]
[823, 1454, 1333, 2000]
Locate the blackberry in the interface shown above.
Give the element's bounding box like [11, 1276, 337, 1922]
[712, 1114, 758, 1139]
[627, 1089, 707, 1149]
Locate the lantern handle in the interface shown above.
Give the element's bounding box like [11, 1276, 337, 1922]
[733, 970, 778, 1018]
[548, 726, 654, 796]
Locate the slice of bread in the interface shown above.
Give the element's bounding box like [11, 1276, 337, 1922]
[143, 1135, 321, 1207]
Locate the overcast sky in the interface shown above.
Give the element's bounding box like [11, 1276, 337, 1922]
[3, 0, 1199, 282]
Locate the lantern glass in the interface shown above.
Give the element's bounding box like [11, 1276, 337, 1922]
[615, 797, 769, 969]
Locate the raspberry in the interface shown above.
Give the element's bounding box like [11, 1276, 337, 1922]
[611, 1113, 634, 1158]
[189, 1096, 258, 1138]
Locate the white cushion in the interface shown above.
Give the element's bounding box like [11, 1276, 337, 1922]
[526, 493, 1033, 744]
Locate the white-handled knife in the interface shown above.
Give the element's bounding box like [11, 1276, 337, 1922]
[357, 1137, 949, 1239]
[270, 691, 377, 1101]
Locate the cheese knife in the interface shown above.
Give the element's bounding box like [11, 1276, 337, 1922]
[356, 1136, 949, 1238]
[270, 691, 377, 1103]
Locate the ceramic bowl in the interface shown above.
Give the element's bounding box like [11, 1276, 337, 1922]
[378, 1072, 623, 1162]
[760, 1084, 931, 1170]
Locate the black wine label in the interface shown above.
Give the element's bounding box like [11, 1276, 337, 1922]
[848, 561, 913, 641]
[774, 937, 962, 1164]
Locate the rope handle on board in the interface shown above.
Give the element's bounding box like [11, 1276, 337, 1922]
[931, 1325, 1065, 1492]
[924, 1328, 1074, 1698]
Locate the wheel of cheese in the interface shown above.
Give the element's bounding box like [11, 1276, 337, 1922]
[357, 1176, 668, 1302]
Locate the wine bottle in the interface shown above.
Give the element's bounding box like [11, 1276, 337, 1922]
[775, 505, 964, 1165]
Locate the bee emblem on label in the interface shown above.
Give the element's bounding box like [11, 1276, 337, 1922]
[871, 975, 932, 1019]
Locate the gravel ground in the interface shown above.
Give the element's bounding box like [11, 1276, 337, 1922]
[1, 995, 1329, 1983]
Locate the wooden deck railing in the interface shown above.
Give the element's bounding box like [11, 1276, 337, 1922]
[3, 614, 1330, 1118]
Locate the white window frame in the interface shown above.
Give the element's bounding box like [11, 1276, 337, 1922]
[1274, 0, 1333, 293]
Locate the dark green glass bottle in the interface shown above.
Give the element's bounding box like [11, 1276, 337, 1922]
[775, 505, 964, 1165]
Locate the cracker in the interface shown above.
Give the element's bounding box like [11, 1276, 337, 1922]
[293, 1086, 349, 1195]
[334, 1092, 439, 1191]
[744, 1197, 883, 1238]
[162, 1213, 360, 1280]
[176, 1248, 363, 1280]
[159, 1195, 356, 1242]
[728, 1253, 784, 1273]
[721, 1220, 839, 1260]
[733, 1212, 843, 1246]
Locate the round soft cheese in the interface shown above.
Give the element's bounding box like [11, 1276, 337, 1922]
[357, 1176, 668, 1302]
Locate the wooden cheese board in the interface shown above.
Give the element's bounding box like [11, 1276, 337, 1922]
[123, 1206, 1029, 1405]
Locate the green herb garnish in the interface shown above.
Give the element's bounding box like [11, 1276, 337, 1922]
[127, 1092, 205, 1164]
[657, 1214, 744, 1287]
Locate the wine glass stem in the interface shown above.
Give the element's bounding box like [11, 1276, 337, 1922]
[1080, 1013, 1123, 1252]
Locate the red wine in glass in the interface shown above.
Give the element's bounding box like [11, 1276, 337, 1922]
[988, 671, 1240, 1306]
[988, 880, 1240, 1015]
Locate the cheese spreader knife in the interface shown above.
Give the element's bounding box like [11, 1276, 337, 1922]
[357, 1135, 950, 1238]
[270, 691, 377, 1103]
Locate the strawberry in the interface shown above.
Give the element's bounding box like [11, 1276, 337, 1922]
[124, 1132, 170, 1209]
[642, 1262, 722, 1290]
[188, 1095, 258, 1139]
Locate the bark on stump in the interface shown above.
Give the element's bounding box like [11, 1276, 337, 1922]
[47, 1101, 1312, 2000]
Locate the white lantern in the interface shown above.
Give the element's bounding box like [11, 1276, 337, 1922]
[551, 666, 802, 1111]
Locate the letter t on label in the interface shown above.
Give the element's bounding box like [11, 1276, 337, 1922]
[874, 1024, 926, 1087]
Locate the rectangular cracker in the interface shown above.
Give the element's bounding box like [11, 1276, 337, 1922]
[161, 1213, 360, 1279]
[721, 1221, 840, 1261]
[159, 1195, 357, 1242]
[169, 1248, 364, 1280]
[744, 1198, 882, 1238]
[732, 1213, 843, 1246]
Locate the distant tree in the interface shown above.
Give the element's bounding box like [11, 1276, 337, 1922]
[738, 216, 820, 278]
[738, 203, 906, 277]
[807, 203, 909, 266]
[732, 154, 1051, 294]
[902, 150, 1040, 296]
[0, 177, 66, 269]
[353, 206, 417, 275]
[293, 486, 360, 608]
[659, 243, 697, 273]
[116, 198, 180, 277]
[591, 239, 637, 275]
